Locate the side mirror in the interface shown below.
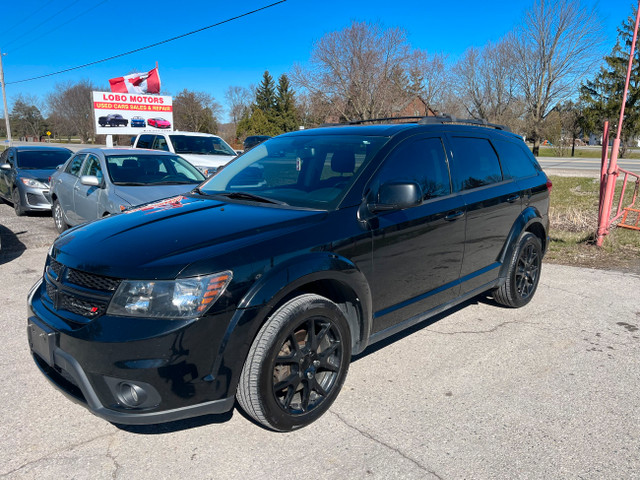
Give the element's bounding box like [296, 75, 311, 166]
[369, 181, 422, 213]
[0, 163, 11, 170]
[80, 175, 101, 187]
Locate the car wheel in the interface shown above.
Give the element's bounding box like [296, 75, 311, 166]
[12, 188, 24, 216]
[237, 294, 351, 431]
[53, 200, 68, 234]
[494, 232, 542, 308]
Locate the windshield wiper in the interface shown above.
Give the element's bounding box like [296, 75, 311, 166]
[154, 181, 196, 185]
[216, 191, 287, 205]
[114, 182, 147, 186]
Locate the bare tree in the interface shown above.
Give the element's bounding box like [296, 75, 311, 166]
[509, 0, 604, 154]
[292, 21, 417, 121]
[406, 50, 450, 111]
[454, 39, 521, 126]
[47, 80, 96, 143]
[225, 85, 252, 124]
[173, 89, 222, 133]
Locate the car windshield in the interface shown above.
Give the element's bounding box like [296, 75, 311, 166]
[199, 134, 389, 209]
[169, 135, 236, 156]
[16, 150, 71, 169]
[106, 154, 205, 185]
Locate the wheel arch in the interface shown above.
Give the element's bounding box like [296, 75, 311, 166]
[207, 252, 373, 395]
[497, 206, 548, 280]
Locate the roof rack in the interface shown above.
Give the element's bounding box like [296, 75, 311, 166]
[319, 114, 511, 132]
[418, 114, 511, 132]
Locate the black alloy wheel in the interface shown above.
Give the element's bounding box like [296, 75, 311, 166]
[494, 232, 542, 308]
[237, 294, 351, 431]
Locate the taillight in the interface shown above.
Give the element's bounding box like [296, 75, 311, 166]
[546, 179, 553, 192]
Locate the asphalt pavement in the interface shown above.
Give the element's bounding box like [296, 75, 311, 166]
[1, 202, 639, 479]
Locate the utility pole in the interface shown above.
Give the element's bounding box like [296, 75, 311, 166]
[0, 49, 12, 146]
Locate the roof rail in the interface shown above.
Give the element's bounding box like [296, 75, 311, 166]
[319, 116, 425, 127]
[418, 115, 511, 132]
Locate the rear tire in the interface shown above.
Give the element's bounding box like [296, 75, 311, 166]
[494, 232, 542, 308]
[53, 199, 68, 234]
[237, 294, 351, 431]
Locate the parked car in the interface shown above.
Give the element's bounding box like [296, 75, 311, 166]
[0, 146, 72, 216]
[28, 117, 550, 431]
[132, 131, 237, 176]
[243, 135, 271, 151]
[148, 117, 171, 129]
[98, 114, 128, 127]
[131, 116, 146, 128]
[49, 148, 205, 233]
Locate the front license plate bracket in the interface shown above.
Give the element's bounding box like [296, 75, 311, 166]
[28, 318, 58, 367]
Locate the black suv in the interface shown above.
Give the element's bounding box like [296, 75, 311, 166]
[27, 117, 550, 431]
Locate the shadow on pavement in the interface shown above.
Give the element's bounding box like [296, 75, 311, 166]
[113, 410, 234, 435]
[0, 223, 27, 265]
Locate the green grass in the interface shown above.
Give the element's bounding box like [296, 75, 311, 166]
[546, 175, 640, 271]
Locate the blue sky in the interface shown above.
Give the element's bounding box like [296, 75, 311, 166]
[0, 0, 636, 122]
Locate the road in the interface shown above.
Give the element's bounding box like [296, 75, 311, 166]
[537, 155, 640, 176]
[1, 202, 639, 479]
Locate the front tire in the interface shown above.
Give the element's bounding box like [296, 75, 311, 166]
[53, 199, 68, 234]
[237, 294, 351, 431]
[494, 232, 542, 308]
[12, 188, 24, 216]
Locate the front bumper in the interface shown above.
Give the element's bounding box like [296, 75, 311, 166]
[27, 278, 238, 425]
[19, 184, 52, 211]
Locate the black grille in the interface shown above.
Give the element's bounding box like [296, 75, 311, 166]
[49, 259, 63, 278]
[58, 291, 108, 317]
[45, 256, 120, 320]
[67, 269, 121, 292]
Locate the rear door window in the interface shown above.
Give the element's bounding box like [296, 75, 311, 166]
[449, 136, 503, 191]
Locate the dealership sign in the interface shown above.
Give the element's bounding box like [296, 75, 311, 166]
[92, 91, 173, 135]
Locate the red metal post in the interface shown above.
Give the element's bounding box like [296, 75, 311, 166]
[598, 120, 609, 218]
[596, 1, 640, 246]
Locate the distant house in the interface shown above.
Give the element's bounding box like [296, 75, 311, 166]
[392, 96, 437, 118]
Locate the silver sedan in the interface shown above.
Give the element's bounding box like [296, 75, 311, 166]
[50, 148, 205, 233]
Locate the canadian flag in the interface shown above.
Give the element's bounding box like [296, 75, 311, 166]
[109, 67, 161, 94]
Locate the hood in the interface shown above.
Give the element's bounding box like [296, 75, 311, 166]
[18, 168, 56, 184]
[179, 153, 236, 169]
[52, 195, 326, 279]
[113, 184, 198, 206]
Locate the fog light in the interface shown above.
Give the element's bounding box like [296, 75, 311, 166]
[117, 382, 147, 407]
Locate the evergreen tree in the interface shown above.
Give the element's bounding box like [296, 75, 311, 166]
[580, 8, 640, 153]
[255, 71, 277, 114]
[275, 74, 299, 132]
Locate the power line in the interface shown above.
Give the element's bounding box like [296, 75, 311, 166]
[0, 0, 57, 41]
[9, 0, 110, 55]
[3, 0, 84, 50]
[6, 0, 286, 85]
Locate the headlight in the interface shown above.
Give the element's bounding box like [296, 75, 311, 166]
[107, 271, 232, 319]
[21, 178, 47, 188]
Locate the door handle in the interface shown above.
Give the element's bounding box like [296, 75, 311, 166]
[507, 194, 520, 203]
[444, 210, 465, 221]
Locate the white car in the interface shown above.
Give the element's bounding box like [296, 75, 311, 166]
[132, 132, 238, 176]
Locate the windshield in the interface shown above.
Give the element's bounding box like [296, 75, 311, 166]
[106, 154, 205, 185]
[199, 134, 389, 209]
[169, 135, 236, 156]
[16, 150, 71, 169]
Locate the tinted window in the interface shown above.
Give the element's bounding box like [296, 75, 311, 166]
[136, 135, 154, 149]
[372, 137, 451, 200]
[81, 155, 104, 183]
[65, 154, 86, 176]
[493, 139, 541, 179]
[450, 137, 503, 191]
[16, 150, 71, 169]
